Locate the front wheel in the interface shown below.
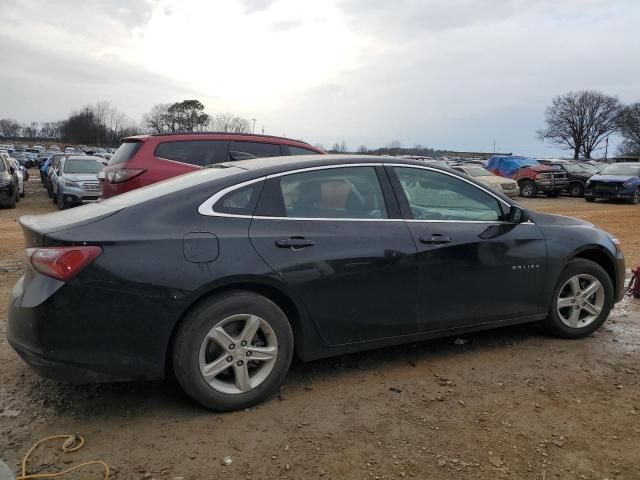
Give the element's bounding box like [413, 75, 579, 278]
[543, 259, 613, 338]
[629, 188, 640, 205]
[519, 180, 537, 198]
[568, 183, 584, 197]
[172, 291, 294, 411]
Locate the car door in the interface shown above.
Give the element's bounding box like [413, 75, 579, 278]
[387, 164, 548, 331]
[248, 165, 419, 345]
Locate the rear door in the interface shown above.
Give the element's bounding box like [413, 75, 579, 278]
[248, 165, 419, 345]
[387, 164, 548, 331]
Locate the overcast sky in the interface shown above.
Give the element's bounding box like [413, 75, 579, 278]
[1, 0, 639, 156]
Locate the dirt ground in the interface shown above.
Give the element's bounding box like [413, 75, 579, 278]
[1, 173, 639, 480]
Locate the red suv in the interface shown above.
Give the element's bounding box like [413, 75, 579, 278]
[100, 132, 325, 199]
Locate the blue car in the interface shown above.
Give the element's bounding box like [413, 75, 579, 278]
[585, 162, 640, 204]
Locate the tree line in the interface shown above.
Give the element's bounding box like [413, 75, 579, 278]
[0, 99, 253, 147]
[538, 90, 640, 159]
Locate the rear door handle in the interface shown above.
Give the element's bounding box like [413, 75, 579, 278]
[419, 234, 451, 245]
[275, 237, 316, 249]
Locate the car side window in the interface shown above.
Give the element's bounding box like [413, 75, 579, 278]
[259, 167, 388, 219]
[213, 182, 263, 216]
[229, 141, 282, 159]
[155, 140, 230, 167]
[288, 146, 321, 156]
[393, 167, 504, 221]
[0, 158, 6, 172]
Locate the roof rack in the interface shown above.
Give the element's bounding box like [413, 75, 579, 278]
[146, 131, 312, 145]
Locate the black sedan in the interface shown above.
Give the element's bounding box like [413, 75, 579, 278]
[7, 156, 626, 410]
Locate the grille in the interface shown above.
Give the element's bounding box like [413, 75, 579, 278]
[595, 183, 618, 193]
[82, 182, 99, 191]
[501, 183, 516, 190]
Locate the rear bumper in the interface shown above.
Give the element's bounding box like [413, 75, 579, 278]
[7, 272, 171, 383]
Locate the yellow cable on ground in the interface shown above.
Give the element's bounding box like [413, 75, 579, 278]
[17, 434, 109, 480]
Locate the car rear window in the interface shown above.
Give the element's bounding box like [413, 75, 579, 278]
[108, 141, 143, 166]
[155, 140, 230, 167]
[64, 158, 104, 174]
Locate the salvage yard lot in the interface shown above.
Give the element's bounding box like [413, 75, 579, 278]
[1, 172, 639, 479]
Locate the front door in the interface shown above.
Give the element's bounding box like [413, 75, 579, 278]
[249, 165, 419, 345]
[388, 165, 548, 331]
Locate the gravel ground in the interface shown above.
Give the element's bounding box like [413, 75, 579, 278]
[1, 172, 639, 480]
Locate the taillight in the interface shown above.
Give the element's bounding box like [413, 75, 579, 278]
[26, 246, 102, 281]
[106, 168, 145, 184]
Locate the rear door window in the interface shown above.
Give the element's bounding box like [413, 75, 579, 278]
[108, 141, 143, 165]
[288, 146, 321, 156]
[229, 141, 283, 159]
[155, 140, 230, 167]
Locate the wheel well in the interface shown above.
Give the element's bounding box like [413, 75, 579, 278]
[573, 249, 616, 290]
[164, 282, 303, 378]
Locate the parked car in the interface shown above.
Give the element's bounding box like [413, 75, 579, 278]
[50, 156, 103, 209]
[7, 156, 625, 411]
[45, 154, 65, 198]
[0, 153, 19, 208]
[487, 156, 568, 198]
[449, 164, 519, 197]
[538, 160, 599, 197]
[584, 162, 640, 204]
[6, 157, 25, 199]
[99, 132, 325, 199]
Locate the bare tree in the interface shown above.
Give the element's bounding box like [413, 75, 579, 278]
[618, 103, 640, 154]
[357, 144, 368, 153]
[0, 118, 21, 137]
[387, 140, 401, 156]
[210, 113, 251, 133]
[143, 103, 173, 133]
[538, 90, 621, 159]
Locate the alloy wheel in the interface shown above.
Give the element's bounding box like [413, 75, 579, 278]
[198, 314, 278, 394]
[556, 274, 605, 329]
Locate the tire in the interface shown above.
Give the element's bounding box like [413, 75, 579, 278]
[568, 183, 584, 198]
[543, 259, 613, 339]
[519, 180, 537, 198]
[585, 197, 595, 202]
[5, 189, 17, 209]
[56, 190, 66, 210]
[172, 291, 294, 411]
[20, 189, 25, 198]
[629, 188, 640, 205]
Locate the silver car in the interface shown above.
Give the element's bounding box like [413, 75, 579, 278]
[51, 156, 104, 209]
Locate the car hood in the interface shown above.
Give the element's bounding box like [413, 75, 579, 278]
[63, 173, 99, 182]
[589, 174, 638, 183]
[527, 211, 593, 228]
[477, 176, 516, 185]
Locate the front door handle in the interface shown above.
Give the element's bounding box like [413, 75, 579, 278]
[419, 234, 451, 245]
[275, 237, 316, 249]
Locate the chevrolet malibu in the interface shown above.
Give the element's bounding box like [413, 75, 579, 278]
[7, 155, 625, 411]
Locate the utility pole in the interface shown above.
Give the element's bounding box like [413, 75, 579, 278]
[604, 135, 609, 162]
[493, 140, 496, 153]
[251, 118, 256, 134]
[261, 126, 264, 134]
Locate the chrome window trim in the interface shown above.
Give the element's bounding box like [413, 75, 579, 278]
[198, 162, 535, 225]
[198, 177, 266, 217]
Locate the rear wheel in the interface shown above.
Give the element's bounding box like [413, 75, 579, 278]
[568, 183, 584, 197]
[519, 180, 537, 198]
[172, 291, 294, 411]
[544, 259, 613, 338]
[56, 190, 66, 210]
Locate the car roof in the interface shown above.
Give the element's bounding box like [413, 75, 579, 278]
[124, 131, 317, 147]
[211, 154, 459, 177]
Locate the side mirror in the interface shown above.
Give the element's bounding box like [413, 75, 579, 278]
[508, 205, 528, 223]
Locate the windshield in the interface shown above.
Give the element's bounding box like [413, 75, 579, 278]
[64, 158, 104, 174]
[464, 166, 493, 177]
[601, 164, 640, 176]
